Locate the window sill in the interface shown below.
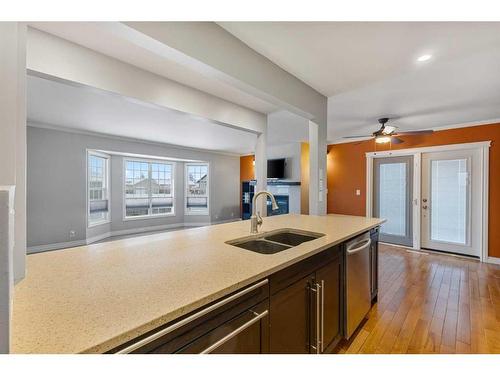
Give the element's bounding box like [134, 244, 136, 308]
[123, 213, 176, 222]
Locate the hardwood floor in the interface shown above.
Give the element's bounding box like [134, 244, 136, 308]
[335, 244, 500, 354]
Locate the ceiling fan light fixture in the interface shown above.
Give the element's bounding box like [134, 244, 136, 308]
[375, 135, 391, 144]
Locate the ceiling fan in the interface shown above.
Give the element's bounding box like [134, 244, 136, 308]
[343, 118, 434, 144]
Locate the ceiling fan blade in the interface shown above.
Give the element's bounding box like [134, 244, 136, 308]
[382, 125, 397, 135]
[342, 135, 373, 139]
[391, 136, 404, 144]
[394, 130, 434, 136]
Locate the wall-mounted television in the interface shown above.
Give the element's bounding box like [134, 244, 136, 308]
[267, 158, 286, 179]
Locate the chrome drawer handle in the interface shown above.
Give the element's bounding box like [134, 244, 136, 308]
[200, 310, 269, 354]
[116, 279, 269, 354]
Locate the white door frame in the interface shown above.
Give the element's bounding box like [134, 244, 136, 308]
[366, 141, 491, 262]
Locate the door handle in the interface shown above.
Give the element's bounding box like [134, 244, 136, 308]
[310, 283, 321, 354]
[320, 280, 325, 352]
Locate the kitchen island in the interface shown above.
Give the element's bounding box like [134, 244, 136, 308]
[12, 214, 384, 354]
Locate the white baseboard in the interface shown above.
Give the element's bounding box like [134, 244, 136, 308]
[486, 256, 500, 265]
[212, 218, 242, 225]
[29, 218, 243, 253]
[183, 222, 210, 228]
[183, 218, 241, 227]
[110, 222, 186, 238]
[86, 232, 112, 245]
[27, 239, 87, 254]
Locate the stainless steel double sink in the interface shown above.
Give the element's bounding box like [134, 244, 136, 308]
[226, 228, 325, 254]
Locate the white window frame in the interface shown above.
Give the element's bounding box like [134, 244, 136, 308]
[87, 150, 111, 228]
[123, 157, 176, 221]
[185, 162, 210, 216]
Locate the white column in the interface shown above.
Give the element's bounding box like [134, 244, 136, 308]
[309, 121, 327, 215]
[0, 188, 15, 354]
[254, 129, 268, 216]
[0, 22, 27, 353]
[15, 24, 27, 283]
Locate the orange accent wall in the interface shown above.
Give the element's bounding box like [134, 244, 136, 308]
[240, 155, 255, 182]
[300, 142, 310, 214]
[326, 123, 500, 258]
[240, 155, 255, 215]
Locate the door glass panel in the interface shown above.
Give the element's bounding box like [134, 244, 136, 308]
[379, 163, 407, 236]
[430, 159, 468, 244]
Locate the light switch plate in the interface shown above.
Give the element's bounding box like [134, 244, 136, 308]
[356, 189, 361, 196]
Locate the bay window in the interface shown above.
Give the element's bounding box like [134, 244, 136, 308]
[124, 159, 174, 218]
[87, 151, 110, 226]
[185, 163, 209, 215]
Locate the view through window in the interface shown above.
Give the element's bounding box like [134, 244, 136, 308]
[125, 160, 174, 218]
[185, 163, 209, 215]
[88, 152, 110, 226]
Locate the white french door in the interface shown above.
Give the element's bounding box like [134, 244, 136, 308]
[421, 149, 482, 257]
[373, 156, 413, 247]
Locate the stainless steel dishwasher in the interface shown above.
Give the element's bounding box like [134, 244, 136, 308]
[345, 231, 372, 339]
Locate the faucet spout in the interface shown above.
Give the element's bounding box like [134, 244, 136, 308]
[250, 190, 279, 234]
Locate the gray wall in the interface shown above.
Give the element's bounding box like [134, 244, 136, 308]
[267, 143, 302, 181]
[266, 143, 302, 214]
[27, 125, 240, 249]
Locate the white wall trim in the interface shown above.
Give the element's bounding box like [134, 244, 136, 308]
[365, 156, 373, 218]
[109, 222, 184, 239]
[486, 257, 500, 265]
[365, 141, 491, 158]
[366, 141, 491, 261]
[27, 239, 87, 254]
[481, 145, 490, 264]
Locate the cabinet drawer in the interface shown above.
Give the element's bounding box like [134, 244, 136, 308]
[176, 301, 269, 354]
[111, 279, 269, 354]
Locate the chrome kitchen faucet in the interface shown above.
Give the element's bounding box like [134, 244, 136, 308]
[250, 191, 279, 234]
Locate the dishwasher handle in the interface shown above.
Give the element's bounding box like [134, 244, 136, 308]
[346, 238, 371, 255]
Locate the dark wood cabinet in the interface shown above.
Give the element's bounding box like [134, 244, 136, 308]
[269, 245, 342, 354]
[269, 273, 314, 353]
[315, 256, 341, 352]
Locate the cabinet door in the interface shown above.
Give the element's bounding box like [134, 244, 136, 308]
[270, 274, 314, 353]
[176, 301, 269, 354]
[315, 256, 341, 352]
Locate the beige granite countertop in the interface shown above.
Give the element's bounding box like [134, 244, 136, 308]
[12, 214, 384, 354]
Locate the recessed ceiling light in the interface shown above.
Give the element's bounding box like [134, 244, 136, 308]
[417, 54, 432, 62]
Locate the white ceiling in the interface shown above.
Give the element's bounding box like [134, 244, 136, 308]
[29, 22, 278, 115]
[219, 22, 500, 141]
[27, 75, 258, 155]
[28, 22, 500, 145]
